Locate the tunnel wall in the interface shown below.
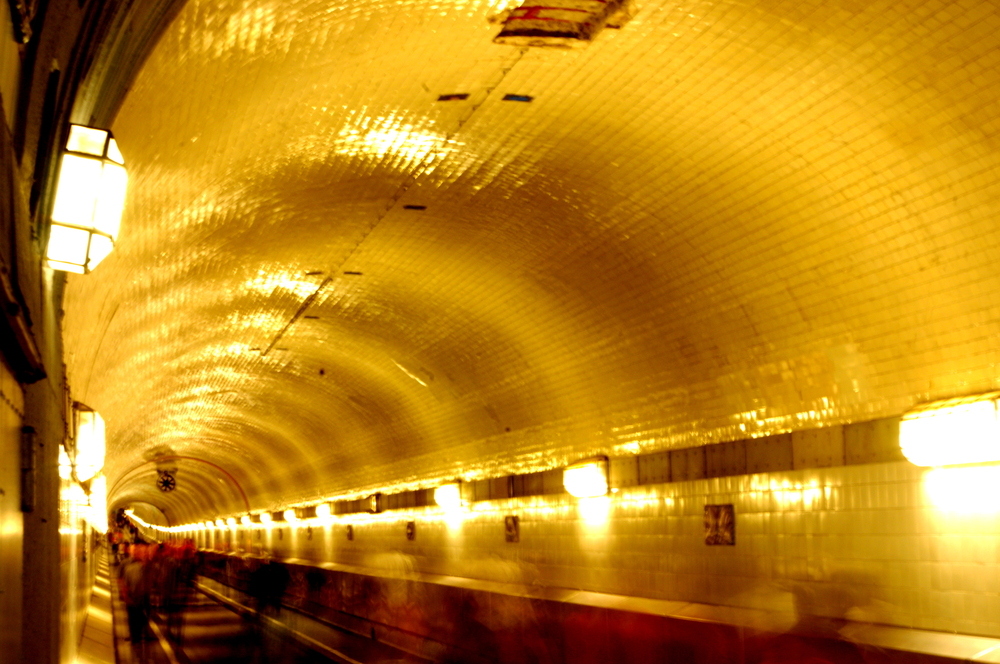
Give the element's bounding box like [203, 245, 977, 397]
[58, 477, 99, 664]
[189, 456, 1000, 640]
[0, 360, 25, 664]
[196, 550, 992, 664]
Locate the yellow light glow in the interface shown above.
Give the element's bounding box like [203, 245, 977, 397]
[259, 512, 272, 524]
[52, 154, 103, 227]
[58, 446, 73, 480]
[901, 395, 1000, 466]
[336, 123, 447, 163]
[66, 125, 108, 156]
[46, 224, 90, 266]
[578, 495, 612, 528]
[241, 515, 251, 525]
[315, 503, 331, 519]
[215, 518, 225, 527]
[88, 474, 108, 533]
[226, 517, 237, 526]
[46, 259, 86, 274]
[86, 604, 113, 624]
[74, 407, 105, 482]
[106, 137, 124, 165]
[93, 162, 126, 238]
[563, 458, 609, 498]
[924, 465, 1000, 513]
[87, 233, 114, 272]
[283, 509, 298, 522]
[434, 483, 463, 511]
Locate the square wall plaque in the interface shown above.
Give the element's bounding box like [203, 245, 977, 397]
[505, 515, 519, 542]
[704, 504, 735, 545]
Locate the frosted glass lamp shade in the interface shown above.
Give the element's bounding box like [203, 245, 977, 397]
[46, 125, 127, 273]
[74, 404, 105, 482]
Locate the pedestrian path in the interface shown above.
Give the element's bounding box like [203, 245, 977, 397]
[103, 543, 421, 664]
[75, 550, 116, 664]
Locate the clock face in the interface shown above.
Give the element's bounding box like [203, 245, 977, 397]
[157, 471, 176, 492]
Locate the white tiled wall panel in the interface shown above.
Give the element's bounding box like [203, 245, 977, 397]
[197, 461, 1000, 638]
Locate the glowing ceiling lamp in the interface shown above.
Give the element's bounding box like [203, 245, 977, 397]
[73, 403, 105, 482]
[563, 457, 609, 497]
[315, 503, 332, 519]
[226, 517, 237, 527]
[46, 125, 127, 274]
[283, 509, 298, 523]
[259, 512, 273, 524]
[240, 515, 251, 526]
[900, 393, 1000, 466]
[434, 482, 463, 511]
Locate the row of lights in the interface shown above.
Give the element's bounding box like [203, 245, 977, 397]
[149, 458, 610, 534]
[135, 394, 1000, 534]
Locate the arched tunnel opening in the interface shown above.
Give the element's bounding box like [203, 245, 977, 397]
[2, 0, 1000, 663]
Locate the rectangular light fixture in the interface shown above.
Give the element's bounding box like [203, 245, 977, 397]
[900, 393, 1000, 466]
[46, 124, 127, 274]
[563, 457, 609, 497]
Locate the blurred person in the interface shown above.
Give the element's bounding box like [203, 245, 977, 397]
[109, 530, 123, 564]
[158, 543, 185, 643]
[436, 592, 499, 664]
[261, 557, 290, 616]
[117, 544, 152, 661]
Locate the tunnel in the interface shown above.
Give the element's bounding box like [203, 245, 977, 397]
[2, 0, 1000, 662]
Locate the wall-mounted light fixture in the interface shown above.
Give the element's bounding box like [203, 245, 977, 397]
[214, 518, 225, 527]
[89, 474, 108, 533]
[73, 403, 105, 482]
[282, 509, 298, 523]
[900, 393, 1000, 466]
[315, 503, 332, 519]
[46, 125, 127, 274]
[434, 482, 463, 511]
[563, 457, 609, 497]
[259, 512, 273, 524]
[240, 515, 251, 526]
[226, 517, 237, 527]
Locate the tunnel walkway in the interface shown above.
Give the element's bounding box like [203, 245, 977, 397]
[76, 552, 116, 664]
[106, 555, 422, 664]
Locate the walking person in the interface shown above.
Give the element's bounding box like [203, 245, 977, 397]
[117, 544, 152, 662]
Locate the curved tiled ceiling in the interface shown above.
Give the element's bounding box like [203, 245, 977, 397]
[63, 0, 1000, 524]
